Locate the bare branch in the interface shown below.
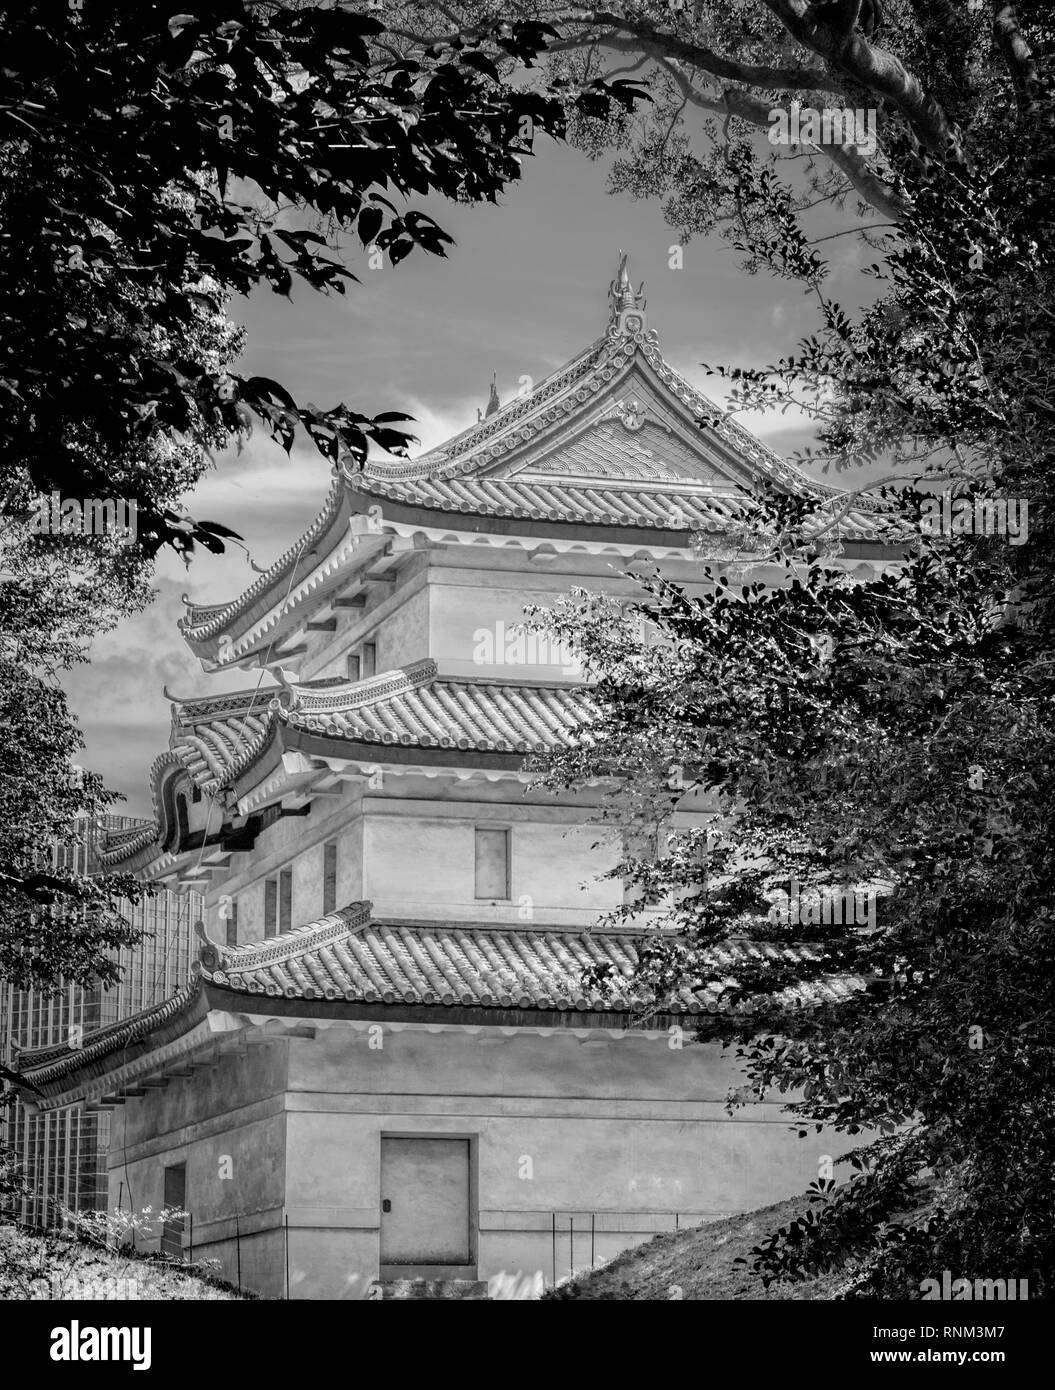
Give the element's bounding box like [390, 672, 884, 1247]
[807, 223, 897, 246]
[603, 54, 651, 81]
[656, 55, 906, 222]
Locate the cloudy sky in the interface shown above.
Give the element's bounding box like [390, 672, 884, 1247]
[63, 139, 886, 818]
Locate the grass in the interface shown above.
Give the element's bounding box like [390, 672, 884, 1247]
[0, 1220, 254, 1300]
[542, 1197, 856, 1300]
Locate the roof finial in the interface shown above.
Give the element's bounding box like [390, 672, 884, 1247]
[484, 370, 500, 418]
[608, 250, 646, 332]
[193, 918, 223, 973]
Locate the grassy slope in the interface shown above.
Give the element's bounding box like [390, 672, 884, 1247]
[1, 1204, 853, 1302]
[0, 1223, 253, 1300]
[543, 1198, 852, 1300]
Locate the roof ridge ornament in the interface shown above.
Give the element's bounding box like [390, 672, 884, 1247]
[608, 250, 647, 335]
[477, 370, 501, 422]
[485, 370, 500, 418]
[194, 918, 223, 973]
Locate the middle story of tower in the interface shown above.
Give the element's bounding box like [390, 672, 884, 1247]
[100, 260, 903, 947]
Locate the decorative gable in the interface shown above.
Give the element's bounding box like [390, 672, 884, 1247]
[499, 412, 735, 489]
[172, 252, 893, 675]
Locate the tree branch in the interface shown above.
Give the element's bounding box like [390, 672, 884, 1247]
[764, 0, 962, 159]
[656, 55, 906, 221]
[558, 8, 841, 92]
[992, 4, 1039, 103]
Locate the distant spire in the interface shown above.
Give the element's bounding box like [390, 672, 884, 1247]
[484, 370, 500, 418]
[608, 250, 646, 331]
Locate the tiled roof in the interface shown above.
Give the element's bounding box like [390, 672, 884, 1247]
[91, 817, 159, 868]
[95, 663, 591, 870]
[18, 903, 863, 1093]
[200, 905, 859, 1013]
[93, 750, 186, 870]
[176, 299, 892, 645]
[16, 984, 201, 1088]
[169, 690, 272, 796]
[357, 471, 756, 532]
[284, 660, 586, 755]
[100, 818, 155, 847]
[178, 473, 346, 638]
[366, 318, 885, 527]
[175, 663, 588, 792]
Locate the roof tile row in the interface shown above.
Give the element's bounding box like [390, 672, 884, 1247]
[19, 904, 863, 1092]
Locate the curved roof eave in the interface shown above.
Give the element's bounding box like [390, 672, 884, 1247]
[178, 471, 354, 650]
[174, 296, 897, 654]
[18, 900, 864, 1109]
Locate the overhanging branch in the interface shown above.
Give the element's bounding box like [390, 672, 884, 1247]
[657, 56, 906, 222]
[764, 0, 963, 159]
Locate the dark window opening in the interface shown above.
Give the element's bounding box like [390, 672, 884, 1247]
[323, 841, 338, 915]
[279, 868, 293, 933]
[161, 1163, 186, 1259]
[474, 827, 510, 900]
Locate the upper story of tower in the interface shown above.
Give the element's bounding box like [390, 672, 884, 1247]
[97, 256, 902, 898]
[175, 254, 893, 686]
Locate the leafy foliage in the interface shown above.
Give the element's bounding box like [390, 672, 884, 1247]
[376, 1, 1042, 261]
[0, 1, 646, 1038]
[0, 1, 645, 556]
[528, 5, 1055, 1298]
[533, 468, 1052, 1295]
[0, 514, 153, 998]
[0, 1208, 252, 1300]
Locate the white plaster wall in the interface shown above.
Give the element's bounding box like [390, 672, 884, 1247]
[106, 1043, 290, 1298]
[363, 809, 622, 925]
[431, 579, 583, 682]
[303, 566, 429, 682]
[205, 783, 620, 941]
[277, 1025, 858, 1298]
[103, 1021, 860, 1301]
[206, 791, 363, 943]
